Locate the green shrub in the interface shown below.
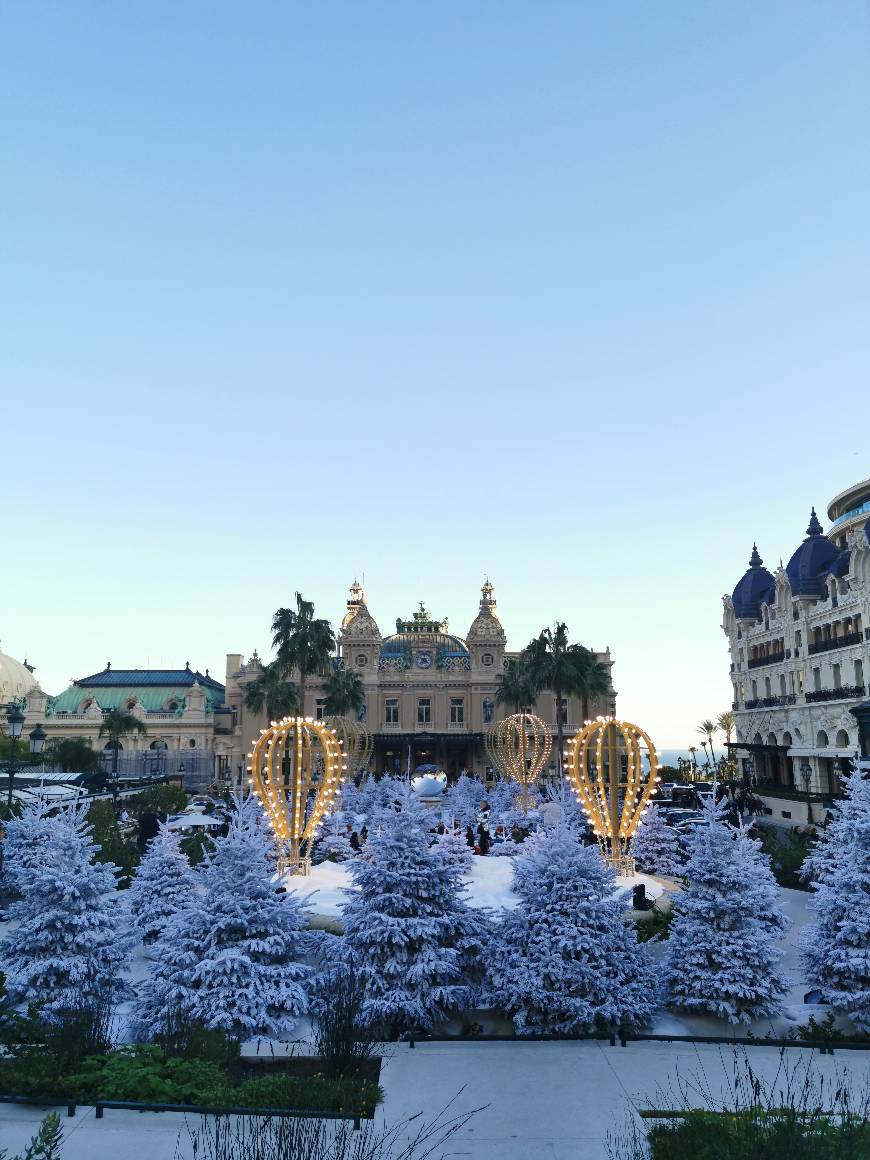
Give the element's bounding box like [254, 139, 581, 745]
[761, 830, 814, 890]
[231, 1072, 382, 1116]
[636, 908, 674, 943]
[67, 1045, 228, 1104]
[646, 1109, 870, 1159]
[126, 785, 189, 817]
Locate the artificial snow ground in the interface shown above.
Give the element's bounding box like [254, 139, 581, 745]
[279, 856, 667, 918]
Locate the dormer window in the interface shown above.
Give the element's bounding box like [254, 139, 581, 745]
[125, 699, 137, 711]
[482, 653, 494, 666]
[167, 700, 179, 712]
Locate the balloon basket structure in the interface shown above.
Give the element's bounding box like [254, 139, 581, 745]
[280, 854, 312, 877]
[604, 852, 636, 877]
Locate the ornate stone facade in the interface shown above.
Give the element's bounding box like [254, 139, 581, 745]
[722, 476, 870, 824]
[217, 581, 616, 784]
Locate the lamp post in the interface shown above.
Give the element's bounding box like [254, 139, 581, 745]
[4, 702, 25, 810]
[800, 760, 812, 796]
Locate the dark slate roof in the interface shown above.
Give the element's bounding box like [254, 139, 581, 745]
[731, 544, 775, 620]
[786, 508, 838, 598]
[75, 665, 225, 692]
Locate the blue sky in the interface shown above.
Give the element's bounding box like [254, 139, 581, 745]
[2, 2, 868, 745]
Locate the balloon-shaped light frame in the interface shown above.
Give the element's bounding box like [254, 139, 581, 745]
[249, 716, 346, 874]
[565, 716, 660, 869]
[489, 712, 552, 812]
[323, 715, 373, 779]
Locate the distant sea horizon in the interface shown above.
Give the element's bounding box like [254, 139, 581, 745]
[657, 748, 725, 770]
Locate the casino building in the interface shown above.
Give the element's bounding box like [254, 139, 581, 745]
[216, 580, 616, 783]
[723, 476, 870, 824]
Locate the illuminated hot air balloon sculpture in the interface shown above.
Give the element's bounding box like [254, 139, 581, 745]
[248, 716, 346, 874]
[488, 712, 552, 813]
[323, 716, 372, 779]
[565, 717, 660, 873]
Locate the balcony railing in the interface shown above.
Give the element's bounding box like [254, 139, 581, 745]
[808, 630, 862, 656]
[806, 684, 866, 704]
[744, 695, 796, 710]
[747, 651, 786, 670]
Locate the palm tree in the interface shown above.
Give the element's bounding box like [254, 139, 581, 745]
[716, 710, 735, 746]
[495, 657, 540, 714]
[322, 668, 366, 719]
[697, 719, 718, 771]
[98, 709, 146, 805]
[272, 593, 336, 718]
[523, 623, 610, 775]
[243, 661, 300, 722]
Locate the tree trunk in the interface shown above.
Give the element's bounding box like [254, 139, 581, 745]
[555, 682, 564, 778]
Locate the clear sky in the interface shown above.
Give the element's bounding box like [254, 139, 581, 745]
[2, 2, 868, 745]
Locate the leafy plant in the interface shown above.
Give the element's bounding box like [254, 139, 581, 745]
[85, 800, 139, 885]
[0, 1113, 63, 1160]
[635, 907, 674, 943]
[125, 784, 189, 817]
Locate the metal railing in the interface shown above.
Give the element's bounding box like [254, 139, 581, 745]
[806, 684, 866, 704]
[808, 630, 862, 656]
[747, 650, 786, 670]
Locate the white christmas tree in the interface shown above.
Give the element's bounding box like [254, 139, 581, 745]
[431, 826, 475, 870]
[1, 800, 132, 1015]
[801, 767, 870, 1030]
[128, 823, 196, 943]
[663, 801, 789, 1023]
[631, 805, 685, 878]
[135, 794, 311, 1042]
[0, 795, 56, 894]
[445, 773, 487, 828]
[487, 826, 658, 1035]
[315, 814, 356, 862]
[340, 788, 486, 1036]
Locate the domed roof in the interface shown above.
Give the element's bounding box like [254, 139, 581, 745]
[731, 545, 775, 620]
[786, 509, 838, 598]
[467, 579, 506, 645]
[0, 647, 37, 703]
[380, 631, 469, 657]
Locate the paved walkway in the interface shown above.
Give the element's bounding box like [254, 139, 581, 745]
[2, 1040, 868, 1159]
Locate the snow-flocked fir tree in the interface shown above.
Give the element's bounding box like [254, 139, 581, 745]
[340, 788, 486, 1036]
[431, 826, 475, 870]
[1, 800, 132, 1015]
[445, 773, 487, 828]
[801, 767, 870, 1030]
[663, 801, 789, 1023]
[487, 826, 658, 1036]
[315, 814, 356, 863]
[631, 805, 686, 878]
[128, 823, 196, 943]
[0, 795, 57, 894]
[135, 794, 311, 1042]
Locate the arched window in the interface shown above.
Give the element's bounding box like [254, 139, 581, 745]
[80, 698, 93, 712]
[835, 729, 850, 749]
[782, 731, 793, 747]
[150, 740, 168, 750]
[104, 741, 121, 751]
[767, 732, 777, 747]
[125, 700, 137, 711]
[753, 732, 763, 746]
[816, 730, 829, 749]
[188, 738, 196, 748]
[167, 700, 179, 712]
